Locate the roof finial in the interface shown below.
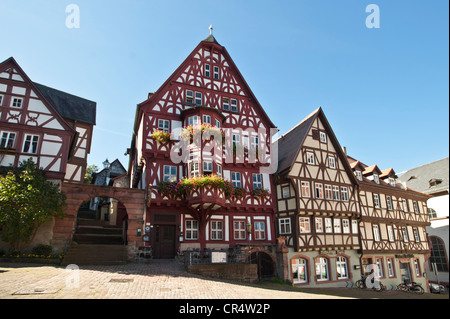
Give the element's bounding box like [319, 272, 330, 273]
[209, 25, 213, 35]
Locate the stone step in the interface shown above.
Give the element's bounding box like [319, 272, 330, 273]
[73, 233, 124, 245]
[61, 244, 128, 266]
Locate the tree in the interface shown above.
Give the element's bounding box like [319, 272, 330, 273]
[0, 159, 66, 252]
[84, 164, 99, 184]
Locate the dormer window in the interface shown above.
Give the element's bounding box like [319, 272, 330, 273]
[373, 174, 380, 184]
[389, 177, 396, 187]
[429, 179, 443, 187]
[355, 170, 363, 181]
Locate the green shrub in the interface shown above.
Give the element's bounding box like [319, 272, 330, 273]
[31, 244, 53, 257]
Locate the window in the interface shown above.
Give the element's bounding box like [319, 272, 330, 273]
[315, 183, 323, 199]
[389, 177, 396, 187]
[306, 152, 315, 165]
[11, 97, 23, 108]
[252, 174, 262, 189]
[387, 225, 395, 242]
[328, 156, 336, 168]
[315, 218, 323, 233]
[355, 170, 363, 181]
[250, 136, 258, 150]
[233, 221, 246, 240]
[413, 227, 420, 243]
[402, 199, 409, 212]
[22, 134, 39, 154]
[0, 95, 3, 106]
[158, 119, 170, 133]
[373, 224, 381, 241]
[332, 185, 340, 201]
[202, 115, 211, 124]
[292, 258, 308, 283]
[185, 220, 198, 240]
[254, 221, 266, 240]
[232, 134, 240, 147]
[386, 196, 393, 210]
[216, 164, 222, 177]
[413, 201, 420, 214]
[195, 92, 202, 105]
[186, 90, 194, 103]
[315, 257, 329, 281]
[334, 219, 341, 233]
[402, 227, 409, 242]
[373, 174, 380, 184]
[211, 221, 223, 240]
[387, 258, 395, 277]
[231, 172, 241, 188]
[213, 66, 220, 79]
[325, 218, 333, 233]
[342, 219, 350, 234]
[325, 185, 332, 200]
[214, 119, 221, 128]
[204, 64, 210, 77]
[223, 98, 230, 111]
[428, 208, 438, 219]
[351, 220, 359, 234]
[163, 165, 177, 182]
[230, 99, 238, 112]
[429, 237, 449, 272]
[0, 132, 16, 149]
[279, 218, 291, 234]
[341, 187, 349, 201]
[282, 186, 290, 198]
[190, 162, 200, 177]
[336, 257, 348, 279]
[299, 217, 310, 233]
[188, 116, 199, 126]
[373, 194, 380, 208]
[414, 259, 421, 277]
[203, 161, 213, 175]
[376, 258, 384, 277]
[301, 181, 310, 198]
[320, 132, 327, 143]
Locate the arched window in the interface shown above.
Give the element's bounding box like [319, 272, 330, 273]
[291, 258, 308, 283]
[429, 236, 448, 272]
[315, 257, 329, 281]
[336, 256, 349, 279]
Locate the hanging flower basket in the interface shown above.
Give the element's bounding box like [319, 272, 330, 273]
[151, 129, 172, 143]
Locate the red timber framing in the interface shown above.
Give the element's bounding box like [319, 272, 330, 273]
[129, 34, 278, 259]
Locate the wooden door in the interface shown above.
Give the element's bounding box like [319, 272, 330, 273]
[153, 225, 176, 259]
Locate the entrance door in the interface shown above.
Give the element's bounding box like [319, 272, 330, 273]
[400, 261, 412, 284]
[250, 252, 275, 280]
[153, 225, 176, 259]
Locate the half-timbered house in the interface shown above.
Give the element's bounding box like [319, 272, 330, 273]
[348, 155, 431, 290]
[0, 57, 96, 184]
[129, 31, 278, 269]
[274, 108, 361, 287]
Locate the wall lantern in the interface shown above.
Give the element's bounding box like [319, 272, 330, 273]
[246, 222, 252, 235]
[179, 232, 184, 242]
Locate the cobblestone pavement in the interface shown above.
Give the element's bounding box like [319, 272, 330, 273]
[0, 260, 447, 300]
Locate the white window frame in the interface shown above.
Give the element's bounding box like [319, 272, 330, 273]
[373, 174, 380, 184]
[315, 217, 323, 233]
[334, 218, 341, 233]
[282, 186, 290, 199]
[413, 201, 420, 214]
[328, 156, 336, 168]
[185, 220, 198, 240]
[320, 131, 327, 143]
[186, 90, 194, 103]
[373, 224, 381, 241]
[386, 196, 393, 210]
[11, 97, 23, 108]
[204, 64, 210, 77]
[254, 221, 266, 240]
[325, 218, 333, 233]
[342, 219, 350, 234]
[402, 227, 409, 242]
[188, 115, 199, 126]
[214, 119, 221, 128]
[223, 97, 230, 111]
[158, 119, 170, 133]
[315, 183, 324, 199]
[190, 162, 200, 177]
[414, 259, 421, 277]
[203, 161, 213, 175]
[325, 184, 333, 200]
[0, 131, 16, 149]
[373, 193, 381, 208]
[163, 165, 177, 182]
[315, 257, 329, 281]
[213, 66, 220, 80]
[233, 221, 246, 240]
[351, 220, 359, 234]
[232, 134, 240, 147]
[402, 199, 409, 212]
[230, 99, 238, 112]
[252, 173, 262, 189]
[387, 258, 395, 277]
[306, 152, 315, 165]
[195, 92, 202, 105]
[279, 218, 291, 234]
[22, 134, 39, 154]
[332, 185, 340, 201]
[355, 170, 363, 181]
[376, 258, 384, 278]
[0, 94, 3, 106]
[301, 181, 311, 198]
[336, 256, 349, 279]
[413, 227, 420, 243]
[211, 220, 223, 240]
[292, 258, 308, 283]
[341, 187, 349, 201]
[387, 225, 395, 242]
[216, 164, 222, 177]
[299, 217, 311, 233]
[231, 172, 241, 188]
[202, 115, 211, 124]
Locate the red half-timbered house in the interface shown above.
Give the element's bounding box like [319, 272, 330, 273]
[0, 57, 96, 184]
[129, 32, 278, 263]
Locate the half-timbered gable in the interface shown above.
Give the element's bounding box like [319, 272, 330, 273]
[0, 57, 96, 183]
[274, 107, 361, 287]
[129, 33, 277, 263]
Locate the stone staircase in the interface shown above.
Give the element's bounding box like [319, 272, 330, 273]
[61, 217, 128, 266]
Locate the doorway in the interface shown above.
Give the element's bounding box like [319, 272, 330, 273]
[250, 251, 275, 280]
[400, 261, 412, 284]
[153, 225, 176, 259]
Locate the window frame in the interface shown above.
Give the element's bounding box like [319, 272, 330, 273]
[163, 165, 177, 182]
[301, 181, 311, 198]
[233, 221, 246, 240]
[231, 171, 242, 188]
[11, 97, 23, 108]
[314, 183, 324, 199]
[306, 152, 315, 165]
[254, 221, 266, 240]
[279, 218, 291, 234]
[158, 119, 170, 133]
[336, 256, 349, 280]
[185, 220, 199, 240]
[252, 173, 262, 189]
[328, 156, 336, 169]
[211, 220, 223, 240]
[204, 64, 211, 77]
[22, 134, 39, 154]
[315, 257, 329, 281]
[0, 131, 16, 149]
[299, 217, 311, 233]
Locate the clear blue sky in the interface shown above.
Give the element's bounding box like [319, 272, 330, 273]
[1, 0, 448, 174]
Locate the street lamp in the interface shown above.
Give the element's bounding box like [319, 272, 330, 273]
[246, 222, 252, 263]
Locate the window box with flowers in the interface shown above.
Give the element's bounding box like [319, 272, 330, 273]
[180, 124, 224, 144]
[151, 129, 172, 144]
[250, 187, 270, 199]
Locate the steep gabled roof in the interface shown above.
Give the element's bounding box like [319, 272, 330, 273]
[275, 107, 358, 185]
[34, 83, 96, 125]
[363, 164, 382, 176]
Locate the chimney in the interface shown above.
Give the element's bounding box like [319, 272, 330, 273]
[342, 146, 347, 155]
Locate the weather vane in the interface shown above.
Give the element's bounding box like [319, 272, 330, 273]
[209, 25, 213, 35]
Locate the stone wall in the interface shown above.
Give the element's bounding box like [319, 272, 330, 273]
[186, 264, 258, 283]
